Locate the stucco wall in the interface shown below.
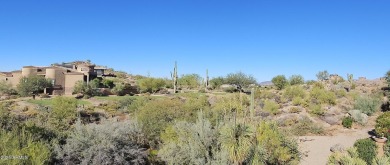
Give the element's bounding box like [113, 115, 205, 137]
[64, 74, 84, 95]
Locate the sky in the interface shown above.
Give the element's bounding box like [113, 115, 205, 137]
[0, 0, 389, 82]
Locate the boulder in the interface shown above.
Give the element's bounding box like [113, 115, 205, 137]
[348, 110, 368, 125]
[322, 116, 340, 125]
[330, 144, 345, 152]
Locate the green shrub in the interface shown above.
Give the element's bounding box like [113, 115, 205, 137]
[254, 88, 276, 100]
[72, 80, 102, 97]
[384, 140, 390, 157]
[111, 83, 134, 96]
[48, 96, 78, 136]
[0, 128, 51, 165]
[283, 86, 306, 101]
[375, 112, 390, 138]
[225, 71, 257, 88]
[55, 119, 147, 165]
[328, 147, 366, 165]
[256, 121, 301, 164]
[137, 77, 166, 93]
[354, 96, 381, 116]
[102, 78, 114, 88]
[342, 116, 353, 128]
[334, 89, 347, 98]
[309, 104, 325, 116]
[289, 75, 305, 86]
[178, 74, 202, 89]
[209, 76, 225, 89]
[310, 87, 336, 105]
[354, 138, 377, 164]
[272, 75, 288, 90]
[263, 99, 280, 115]
[289, 107, 301, 113]
[291, 117, 324, 136]
[17, 75, 52, 96]
[292, 97, 305, 106]
[0, 80, 17, 95]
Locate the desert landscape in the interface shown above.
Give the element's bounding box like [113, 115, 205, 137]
[1, 1, 390, 165]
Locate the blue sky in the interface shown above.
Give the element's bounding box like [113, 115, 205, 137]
[0, 0, 389, 82]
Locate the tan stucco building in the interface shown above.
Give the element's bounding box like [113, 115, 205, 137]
[0, 61, 107, 95]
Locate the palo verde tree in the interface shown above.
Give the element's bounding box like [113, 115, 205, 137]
[17, 75, 52, 96]
[225, 71, 257, 88]
[272, 75, 288, 90]
[178, 74, 202, 89]
[316, 70, 330, 81]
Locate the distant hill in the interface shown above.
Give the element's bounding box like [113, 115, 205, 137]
[259, 81, 273, 86]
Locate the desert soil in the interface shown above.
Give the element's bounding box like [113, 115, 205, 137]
[298, 127, 372, 165]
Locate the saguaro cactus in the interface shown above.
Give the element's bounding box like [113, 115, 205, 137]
[205, 69, 209, 89]
[347, 73, 353, 84]
[171, 61, 178, 93]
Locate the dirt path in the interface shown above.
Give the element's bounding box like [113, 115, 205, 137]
[298, 127, 372, 165]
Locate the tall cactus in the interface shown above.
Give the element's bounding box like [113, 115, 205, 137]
[205, 69, 209, 89]
[171, 61, 178, 93]
[347, 73, 353, 84]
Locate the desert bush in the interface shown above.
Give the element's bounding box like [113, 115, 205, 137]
[289, 107, 301, 113]
[290, 117, 324, 136]
[209, 76, 225, 89]
[354, 138, 377, 164]
[211, 94, 250, 121]
[263, 99, 280, 115]
[178, 74, 202, 89]
[17, 75, 52, 97]
[372, 156, 390, 165]
[102, 78, 115, 88]
[48, 97, 78, 135]
[0, 80, 17, 95]
[73, 80, 102, 97]
[112, 82, 134, 96]
[159, 111, 227, 165]
[0, 103, 19, 130]
[137, 77, 166, 93]
[283, 86, 306, 101]
[384, 140, 390, 157]
[328, 147, 367, 165]
[309, 104, 325, 116]
[225, 71, 257, 88]
[354, 96, 381, 116]
[254, 88, 276, 100]
[310, 87, 336, 105]
[292, 97, 305, 106]
[136, 98, 186, 146]
[289, 75, 305, 86]
[0, 128, 51, 165]
[375, 112, 390, 138]
[342, 116, 353, 128]
[334, 89, 347, 98]
[55, 119, 147, 165]
[256, 121, 301, 164]
[272, 75, 288, 90]
[316, 70, 329, 81]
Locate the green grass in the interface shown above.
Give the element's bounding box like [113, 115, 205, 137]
[94, 95, 139, 101]
[28, 98, 91, 106]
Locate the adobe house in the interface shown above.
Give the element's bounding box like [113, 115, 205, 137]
[0, 61, 109, 95]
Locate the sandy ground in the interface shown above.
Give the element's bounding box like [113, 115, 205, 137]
[298, 128, 372, 165]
